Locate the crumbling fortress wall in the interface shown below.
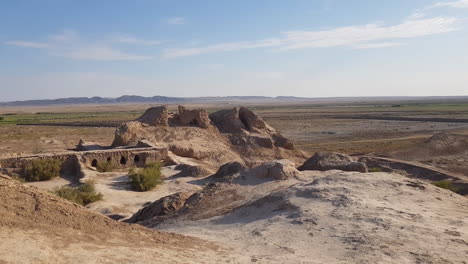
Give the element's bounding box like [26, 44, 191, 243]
[0, 147, 168, 178]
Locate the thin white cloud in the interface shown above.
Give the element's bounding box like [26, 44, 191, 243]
[408, 12, 427, 20]
[53, 46, 152, 61]
[353, 42, 404, 49]
[281, 17, 458, 50]
[4, 30, 153, 61]
[163, 38, 282, 58]
[4, 41, 51, 48]
[163, 17, 460, 58]
[166, 17, 186, 25]
[429, 0, 468, 9]
[111, 35, 162, 46]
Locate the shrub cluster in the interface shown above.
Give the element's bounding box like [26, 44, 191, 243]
[432, 180, 458, 193]
[23, 159, 62, 182]
[368, 167, 383, 172]
[128, 162, 163, 192]
[97, 160, 117, 172]
[54, 181, 103, 206]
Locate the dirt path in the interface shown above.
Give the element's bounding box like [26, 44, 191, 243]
[297, 134, 430, 146]
[362, 156, 468, 182]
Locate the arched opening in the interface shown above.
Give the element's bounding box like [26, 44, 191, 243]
[189, 119, 198, 126]
[134, 155, 140, 163]
[120, 156, 127, 165]
[107, 157, 112, 162]
[91, 159, 98, 167]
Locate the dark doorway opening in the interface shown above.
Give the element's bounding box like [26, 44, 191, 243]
[134, 155, 140, 163]
[91, 159, 98, 167]
[107, 157, 112, 162]
[189, 119, 198, 126]
[120, 156, 127, 165]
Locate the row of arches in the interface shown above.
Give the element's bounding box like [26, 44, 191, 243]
[90, 154, 142, 168]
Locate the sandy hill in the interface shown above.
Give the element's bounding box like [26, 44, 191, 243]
[126, 165, 468, 263]
[0, 174, 230, 264]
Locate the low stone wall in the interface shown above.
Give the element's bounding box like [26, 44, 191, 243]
[79, 148, 168, 168]
[0, 147, 168, 178]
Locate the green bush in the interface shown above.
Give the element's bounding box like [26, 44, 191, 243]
[0, 117, 4, 121]
[96, 160, 117, 172]
[432, 180, 458, 192]
[23, 159, 62, 182]
[368, 167, 383, 172]
[128, 162, 163, 191]
[54, 181, 103, 206]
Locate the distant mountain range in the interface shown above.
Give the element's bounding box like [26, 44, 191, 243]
[1, 95, 468, 107]
[0, 95, 312, 106]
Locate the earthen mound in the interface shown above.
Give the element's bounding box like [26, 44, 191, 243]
[209, 107, 269, 133]
[298, 152, 368, 172]
[111, 105, 306, 168]
[0, 174, 224, 263]
[76, 139, 102, 151]
[112, 121, 146, 147]
[209, 107, 294, 150]
[174, 164, 208, 177]
[247, 160, 300, 181]
[126, 192, 192, 223]
[131, 182, 246, 226]
[173, 105, 212, 128]
[207, 161, 246, 182]
[136, 105, 169, 126]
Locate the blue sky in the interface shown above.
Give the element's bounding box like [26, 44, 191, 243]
[0, 0, 467, 101]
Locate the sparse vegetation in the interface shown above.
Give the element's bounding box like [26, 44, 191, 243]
[97, 160, 117, 172]
[432, 180, 458, 192]
[10, 174, 26, 183]
[368, 167, 383, 172]
[128, 162, 163, 191]
[53, 181, 103, 206]
[0, 110, 142, 125]
[22, 159, 62, 182]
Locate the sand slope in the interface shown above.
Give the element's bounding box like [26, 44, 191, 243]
[141, 171, 468, 263]
[0, 174, 231, 264]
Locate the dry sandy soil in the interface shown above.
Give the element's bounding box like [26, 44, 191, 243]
[0, 174, 233, 264]
[0, 125, 114, 157]
[22, 164, 468, 264]
[27, 164, 206, 219]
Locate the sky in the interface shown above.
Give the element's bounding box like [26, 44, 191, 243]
[0, 0, 467, 101]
